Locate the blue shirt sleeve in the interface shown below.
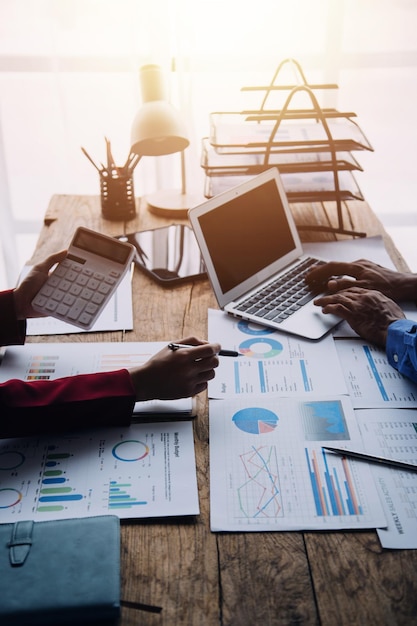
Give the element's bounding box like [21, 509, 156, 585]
[386, 319, 417, 384]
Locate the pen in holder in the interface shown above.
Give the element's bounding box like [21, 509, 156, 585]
[100, 170, 136, 221]
[81, 138, 141, 222]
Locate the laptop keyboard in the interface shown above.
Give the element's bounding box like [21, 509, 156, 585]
[234, 257, 323, 324]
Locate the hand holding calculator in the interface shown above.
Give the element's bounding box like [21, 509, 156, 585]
[31, 227, 135, 330]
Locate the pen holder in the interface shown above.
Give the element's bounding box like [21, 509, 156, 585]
[100, 171, 137, 221]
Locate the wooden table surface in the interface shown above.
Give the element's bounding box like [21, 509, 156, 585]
[29, 195, 417, 626]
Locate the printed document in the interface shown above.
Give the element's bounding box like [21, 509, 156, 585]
[356, 409, 417, 549]
[208, 309, 347, 398]
[209, 395, 386, 531]
[334, 339, 417, 408]
[0, 422, 198, 521]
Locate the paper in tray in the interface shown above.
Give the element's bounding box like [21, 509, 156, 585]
[201, 137, 363, 175]
[209, 112, 374, 154]
[204, 170, 364, 203]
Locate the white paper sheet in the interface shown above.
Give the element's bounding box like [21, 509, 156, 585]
[334, 338, 417, 408]
[355, 409, 417, 549]
[0, 342, 194, 417]
[208, 308, 347, 398]
[0, 422, 199, 521]
[209, 395, 386, 531]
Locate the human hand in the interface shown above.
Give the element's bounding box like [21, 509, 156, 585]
[306, 259, 417, 302]
[129, 336, 221, 401]
[13, 250, 68, 319]
[314, 287, 406, 346]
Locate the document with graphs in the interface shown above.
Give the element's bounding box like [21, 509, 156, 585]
[209, 395, 386, 531]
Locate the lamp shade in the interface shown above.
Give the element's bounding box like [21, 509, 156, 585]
[130, 64, 189, 157]
[130, 101, 189, 156]
[129, 64, 202, 217]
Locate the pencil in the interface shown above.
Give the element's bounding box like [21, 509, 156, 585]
[322, 446, 417, 473]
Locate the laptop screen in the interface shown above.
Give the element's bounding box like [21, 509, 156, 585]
[195, 177, 297, 294]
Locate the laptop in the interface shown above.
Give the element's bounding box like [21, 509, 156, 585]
[189, 168, 341, 340]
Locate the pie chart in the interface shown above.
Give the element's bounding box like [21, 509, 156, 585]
[237, 320, 272, 336]
[239, 337, 283, 358]
[232, 407, 279, 434]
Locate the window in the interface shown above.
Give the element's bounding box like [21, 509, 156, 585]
[1, 0, 416, 288]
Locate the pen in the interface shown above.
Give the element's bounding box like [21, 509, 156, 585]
[81, 147, 101, 172]
[168, 342, 242, 357]
[322, 446, 417, 473]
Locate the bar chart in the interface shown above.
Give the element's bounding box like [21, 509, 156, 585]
[305, 447, 363, 517]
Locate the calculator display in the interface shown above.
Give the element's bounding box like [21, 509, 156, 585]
[74, 228, 131, 264]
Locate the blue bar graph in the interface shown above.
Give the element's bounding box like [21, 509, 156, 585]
[107, 481, 147, 509]
[305, 448, 363, 517]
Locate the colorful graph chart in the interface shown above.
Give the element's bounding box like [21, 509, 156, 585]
[239, 338, 283, 359]
[112, 440, 150, 462]
[305, 447, 363, 517]
[301, 401, 350, 441]
[236, 445, 282, 518]
[25, 354, 58, 380]
[237, 320, 273, 336]
[233, 407, 279, 434]
[37, 448, 84, 513]
[107, 480, 147, 509]
[0, 488, 22, 508]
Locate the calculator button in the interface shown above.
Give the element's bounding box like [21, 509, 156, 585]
[85, 302, 99, 315]
[32, 294, 47, 307]
[104, 276, 116, 286]
[51, 289, 65, 302]
[68, 299, 85, 320]
[45, 300, 58, 312]
[58, 279, 71, 292]
[40, 285, 54, 297]
[83, 268, 93, 277]
[76, 274, 89, 286]
[54, 265, 68, 277]
[69, 284, 82, 296]
[63, 293, 76, 306]
[94, 272, 104, 280]
[78, 312, 93, 326]
[92, 292, 105, 305]
[48, 275, 61, 287]
[80, 287, 94, 300]
[56, 304, 70, 316]
[98, 283, 111, 295]
[66, 270, 79, 282]
[87, 278, 99, 290]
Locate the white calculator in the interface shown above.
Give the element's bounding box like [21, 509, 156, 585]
[31, 227, 135, 330]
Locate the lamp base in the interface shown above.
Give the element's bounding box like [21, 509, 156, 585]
[146, 190, 204, 219]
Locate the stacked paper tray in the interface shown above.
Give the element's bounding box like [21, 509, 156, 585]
[204, 170, 365, 202]
[201, 137, 363, 176]
[209, 112, 373, 155]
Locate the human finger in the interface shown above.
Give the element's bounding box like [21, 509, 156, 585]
[34, 249, 67, 273]
[306, 261, 360, 288]
[170, 339, 221, 361]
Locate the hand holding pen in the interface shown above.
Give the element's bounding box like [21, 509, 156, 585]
[168, 342, 242, 357]
[130, 338, 222, 400]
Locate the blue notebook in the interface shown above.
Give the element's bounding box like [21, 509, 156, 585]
[1, 515, 120, 625]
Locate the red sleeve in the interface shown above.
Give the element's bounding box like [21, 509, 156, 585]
[0, 369, 136, 438]
[0, 290, 26, 346]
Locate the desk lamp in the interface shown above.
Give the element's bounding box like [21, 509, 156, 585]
[130, 64, 198, 218]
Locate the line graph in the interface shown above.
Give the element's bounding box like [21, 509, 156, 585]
[236, 445, 283, 518]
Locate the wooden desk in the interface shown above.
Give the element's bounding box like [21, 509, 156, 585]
[29, 195, 417, 626]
